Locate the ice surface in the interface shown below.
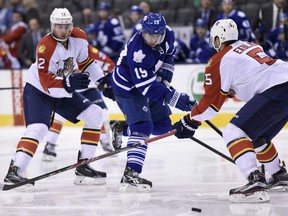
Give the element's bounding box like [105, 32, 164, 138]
[0, 126, 288, 216]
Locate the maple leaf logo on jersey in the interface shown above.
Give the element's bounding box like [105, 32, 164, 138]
[38, 45, 46, 54]
[133, 50, 145, 63]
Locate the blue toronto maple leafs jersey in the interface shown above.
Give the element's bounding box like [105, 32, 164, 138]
[93, 17, 125, 59]
[111, 26, 175, 102]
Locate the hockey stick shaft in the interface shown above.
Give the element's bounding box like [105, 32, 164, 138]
[0, 87, 20, 90]
[191, 136, 234, 163]
[0, 130, 176, 191]
[162, 80, 223, 136]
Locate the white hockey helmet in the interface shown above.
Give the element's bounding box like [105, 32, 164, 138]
[210, 19, 238, 51]
[50, 8, 73, 42]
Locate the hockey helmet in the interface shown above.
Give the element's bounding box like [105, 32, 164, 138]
[142, 13, 166, 35]
[50, 8, 73, 42]
[210, 19, 238, 51]
[141, 13, 166, 47]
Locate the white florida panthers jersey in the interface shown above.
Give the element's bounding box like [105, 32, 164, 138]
[191, 40, 288, 121]
[25, 28, 104, 98]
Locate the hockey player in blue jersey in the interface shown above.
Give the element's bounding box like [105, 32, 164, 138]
[109, 13, 196, 191]
[93, 2, 125, 62]
[129, 5, 144, 38]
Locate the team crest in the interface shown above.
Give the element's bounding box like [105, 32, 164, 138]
[38, 45, 46, 53]
[133, 50, 145, 63]
[56, 57, 75, 77]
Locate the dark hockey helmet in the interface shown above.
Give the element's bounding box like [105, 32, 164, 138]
[142, 13, 166, 35]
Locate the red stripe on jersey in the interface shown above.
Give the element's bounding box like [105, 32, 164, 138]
[37, 35, 63, 91]
[227, 138, 255, 161]
[50, 119, 63, 134]
[16, 137, 39, 156]
[81, 128, 101, 146]
[78, 55, 94, 72]
[191, 45, 232, 118]
[256, 142, 278, 163]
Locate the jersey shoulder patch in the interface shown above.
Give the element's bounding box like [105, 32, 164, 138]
[37, 35, 57, 57]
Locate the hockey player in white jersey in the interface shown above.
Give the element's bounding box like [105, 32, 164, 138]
[4, 8, 107, 186]
[172, 19, 288, 202]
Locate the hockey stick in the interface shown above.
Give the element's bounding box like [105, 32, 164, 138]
[0, 130, 176, 191]
[0, 87, 20, 90]
[162, 80, 223, 136]
[160, 81, 233, 163]
[190, 136, 234, 164]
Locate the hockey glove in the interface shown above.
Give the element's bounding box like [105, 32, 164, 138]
[63, 73, 90, 93]
[165, 89, 196, 112]
[157, 63, 174, 83]
[96, 73, 115, 101]
[172, 114, 201, 139]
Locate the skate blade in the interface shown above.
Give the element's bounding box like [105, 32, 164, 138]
[42, 154, 56, 162]
[229, 190, 270, 203]
[119, 183, 152, 192]
[74, 176, 106, 185]
[267, 185, 288, 192]
[3, 182, 35, 192]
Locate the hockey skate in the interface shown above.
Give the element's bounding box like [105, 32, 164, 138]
[266, 165, 288, 191]
[110, 120, 124, 150]
[119, 167, 152, 192]
[229, 170, 270, 203]
[42, 142, 57, 162]
[74, 151, 107, 185]
[4, 160, 34, 188]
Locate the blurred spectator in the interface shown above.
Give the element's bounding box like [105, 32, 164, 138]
[9, 0, 25, 13]
[273, 27, 288, 60]
[258, 0, 288, 43]
[214, 0, 256, 42]
[129, 5, 144, 38]
[0, 10, 27, 68]
[139, 1, 151, 14]
[261, 0, 288, 31]
[82, 8, 94, 27]
[19, 18, 44, 68]
[193, 0, 218, 29]
[262, 13, 288, 59]
[187, 18, 215, 64]
[22, 0, 40, 23]
[0, 0, 11, 35]
[92, 2, 125, 62]
[71, 0, 96, 29]
[268, 13, 288, 43]
[173, 38, 190, 64]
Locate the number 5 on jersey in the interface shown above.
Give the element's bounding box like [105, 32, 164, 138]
[205, 73, 212, 85]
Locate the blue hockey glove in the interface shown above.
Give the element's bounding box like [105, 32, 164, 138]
[165, 89, 196, 111]
[172, 114, 201, 139]
[97, 73, 111, 91]
[157, 63, 174, 83]
[96, 73, 115, 101]
[63, 73, 90, 93]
